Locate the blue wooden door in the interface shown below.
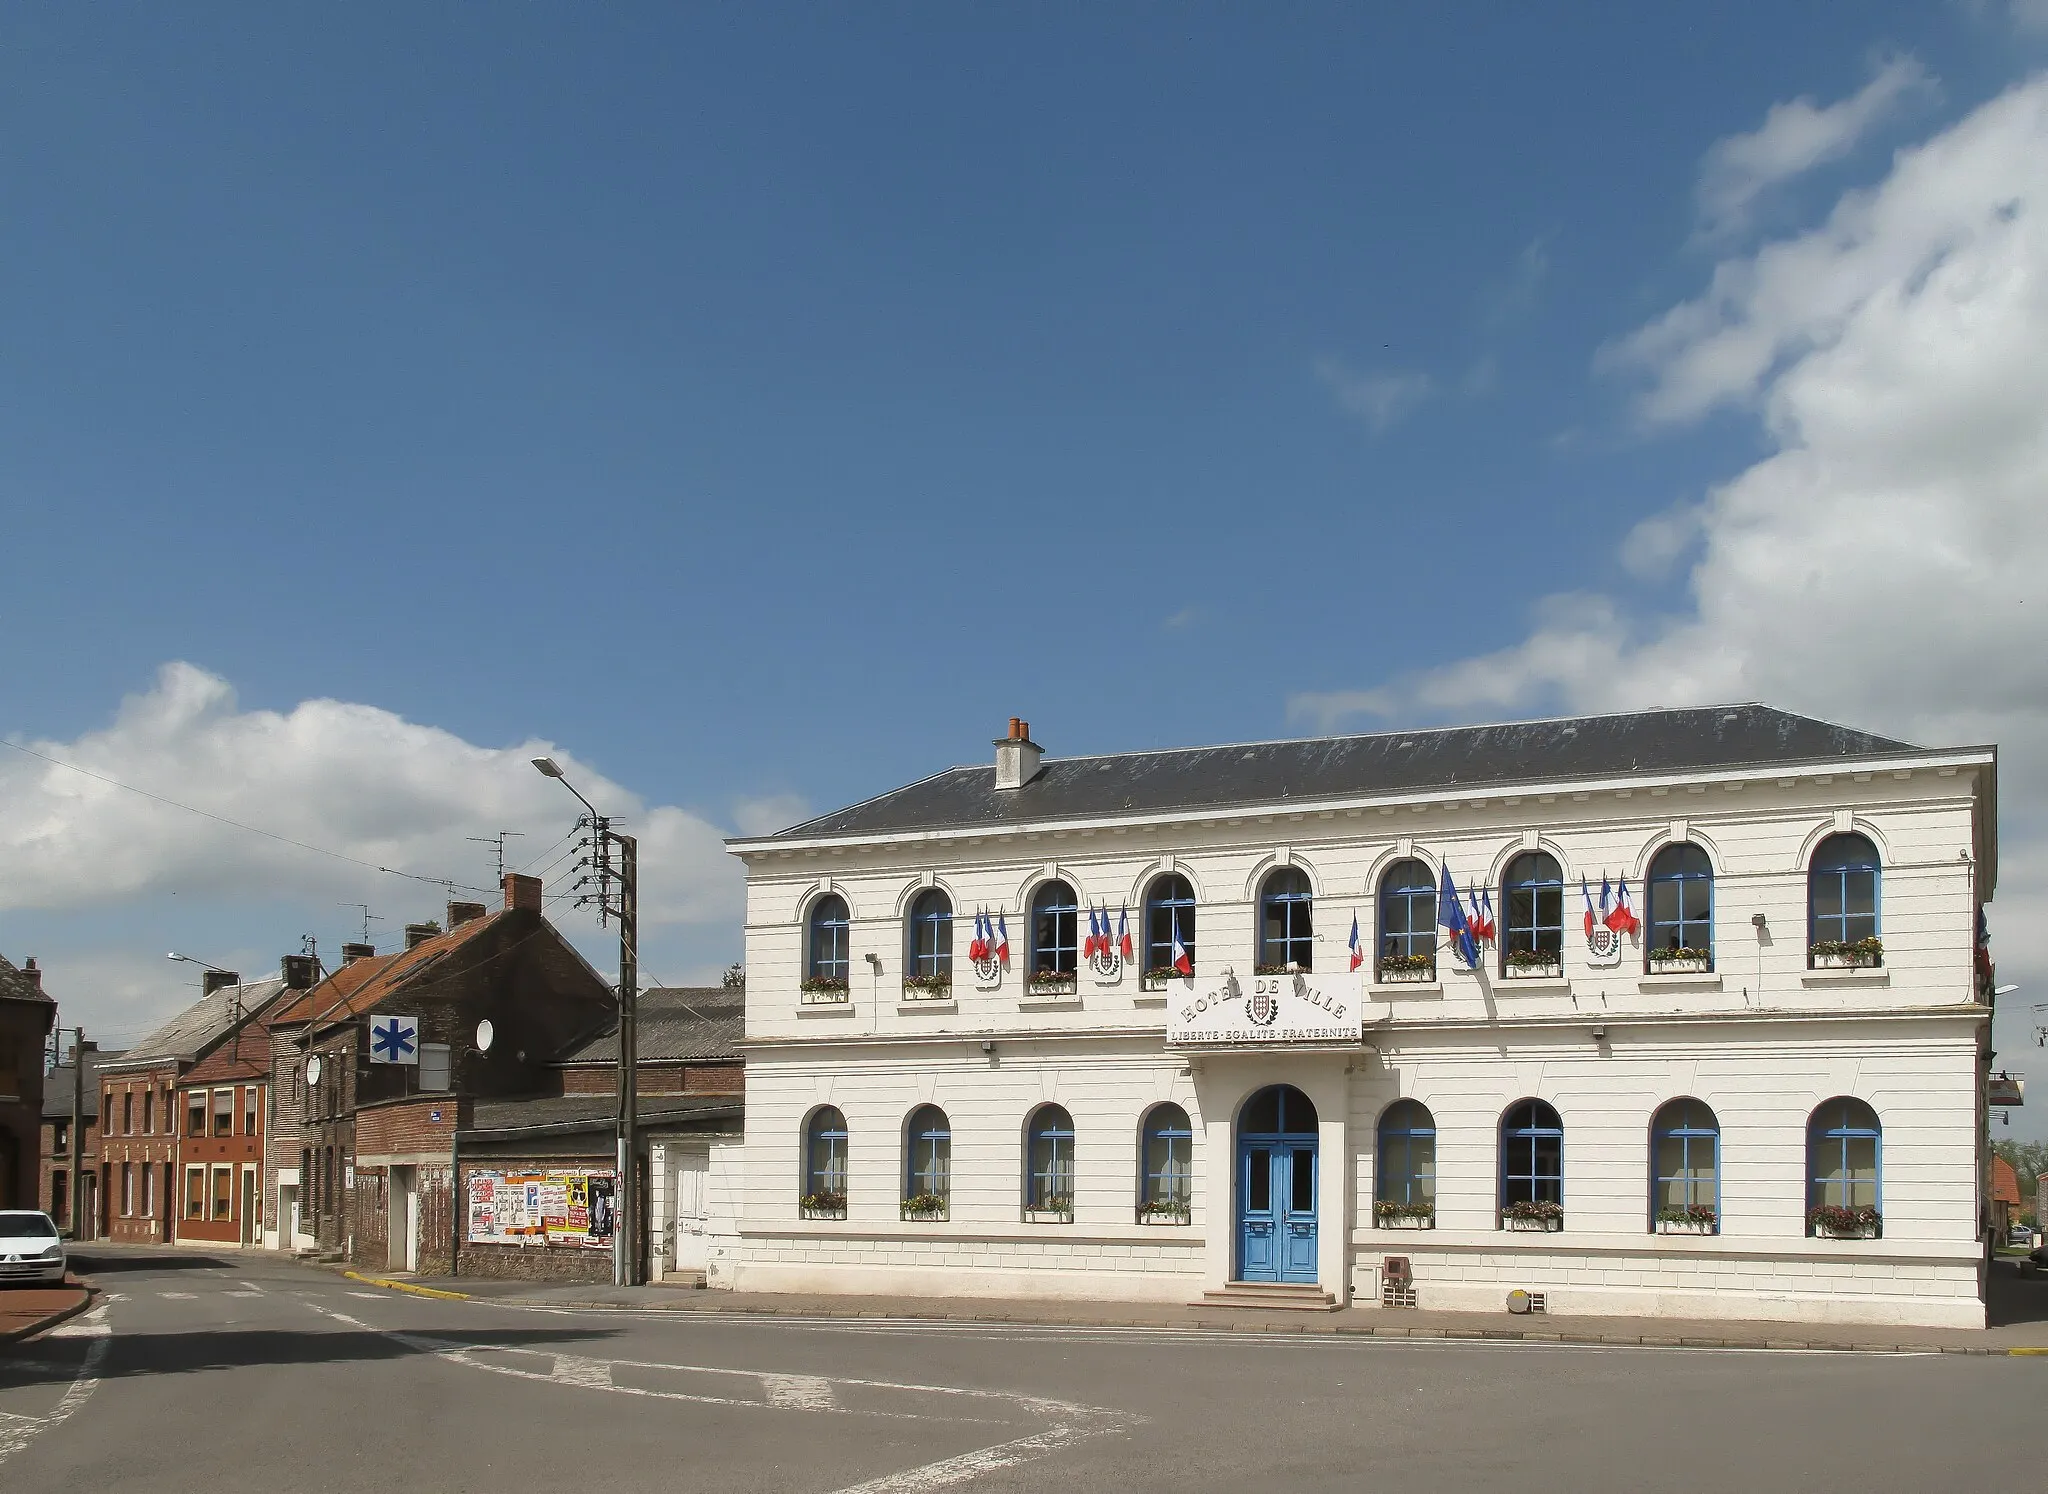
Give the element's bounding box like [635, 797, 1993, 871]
[1279, 1145, 1317, 1280]
[1239, 1145, 1277, 1279]
[1238, 1141, 1317, 1283]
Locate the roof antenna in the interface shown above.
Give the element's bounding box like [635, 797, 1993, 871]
[338, 903, 382, 944]
[468, 831, 524, 883]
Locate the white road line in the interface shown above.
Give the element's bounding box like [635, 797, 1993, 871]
[761, 1373, 837, 1410]
[157, 1292, 196, 1300]
[347, 1292, 389, 1300]
[825, 1424, 1096, 1494]
[47, 1304, 112, 1340]
[225, 1291, 263, 1299]
[0, 1319, 110, 1469]
[239, 1282, 266, 1294]
[548, 1354, 615, 1390]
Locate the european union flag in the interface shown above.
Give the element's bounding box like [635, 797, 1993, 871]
[1437, 864, 1480, 969]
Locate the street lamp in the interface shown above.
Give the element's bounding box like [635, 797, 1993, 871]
[532, 755, 640, 1287]
[167, 952, 233, 973]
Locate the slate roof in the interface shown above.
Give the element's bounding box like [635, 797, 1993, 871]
[557, 988, 743, 1065]
[100, 977, 289, 1071]
[462, 1092, 742, 1138]
[41, 1051, 127, 1119]
[0, 954, 53, 1005]
[754, 705, 1932, 842]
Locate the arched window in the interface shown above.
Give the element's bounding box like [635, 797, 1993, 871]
[1377, 859, 1438, 971]
[1139, 1103, 1193, 1220]
[903, 1105, 951, 1218]
[1376, 1099, 1436, 1221]
[1258, 867, 1314, 972]
[1030, 880, 1079, 976]
[1501, 853, 1564, 971]
[907, 889, 953, 980]
[1808, 1097, 1881, 1231]
[1144, 875, 1197, 979]
[1651, 1099, 1719, 1231]
[1647, 843, 1714, 964]
[1500, 1099, 1563, 1218]
[1240, 1084, 1317, 1135]
[807, 894, 850, 983]
[1025, 1104, 1076, 1217]
[802, 1106, 848, 1216]
[1809, 833, 1881, 962]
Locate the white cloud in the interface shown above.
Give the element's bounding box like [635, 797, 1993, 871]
[0, 662, 752, 929]
[1695, 56, 1933, 241]
[1316, 358, 1435, 433]
[1305, 75, 2048, 1121]
[1617, 501, 1705, 580]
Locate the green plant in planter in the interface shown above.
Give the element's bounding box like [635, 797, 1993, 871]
[1028, 970, 1076, 991]
[901, 1192, 948, 1219]
[1139, 1198, 1191, 1222]
[1807, 936, 1884, 967]
[800, 975, 850, 998]
[1808, 1204, 1881, 1236]
[800, 1190, 847, 1215]
[1142, 966, 1184, 987]
[1029, 1194, 1073, 1217]
[1501, 1199, 1564, 1223]
[1505, 948, 1561, 970]
[1655, 1204, 1717, 1226]
[1253, 963, 1303, 977]
[1377, 953, 1434, 975]
[1373, 1200, 1436, 1223]
[1648, 947, 1711, 965]
[901, 973, 952, 996]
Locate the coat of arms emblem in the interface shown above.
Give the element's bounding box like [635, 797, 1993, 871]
[1246, 980, 1279, 1026]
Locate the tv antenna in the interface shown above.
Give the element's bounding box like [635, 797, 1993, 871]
[468, 830, 524, 883]
[338, 903, 383, 944]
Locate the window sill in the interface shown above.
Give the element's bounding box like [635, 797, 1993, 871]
[1495, 976, 1571, 994]
[1019, 995, 1085, 1011]
[1638, 972, 1724, 992]
[1131, 994, 1168, 1008]
[795, 1002, 856, 1018]
[896, 1000, 958, 1015]
[1368, 981, 1443, 997]
[1800, 968, 1891, 989]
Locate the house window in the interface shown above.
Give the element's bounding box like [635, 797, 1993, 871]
[301, 1148, 314, 1216]
[52, 1119, 69, 1153]
[1258, 867, 1315, 971]
[1025, 1105, 1076, 1215]
[213, 1166, 234, 1220]
[1377, 859, 1439, 966]
[142, 1163, 154, 1219]
[803, 1106, 848, 1210]
[213, 1089, 233, 1137]
[904, 1105, 951, 1213]
[244, 1086, 260, 1135]
[122, 1091, 133, 1135]
[1501, 852, 1565, 967]
[1646, 844, 1714, 964]
[907, 889, 953, 979]
[121, 1162, 134, 1217]
[51, 1171, 69, 1227]
[1144, 875, 1197, 978]
[161, 1088, 173, 1132]
[1500, 1099, 1564, 1213]
[1030, 880, 1079, 976]
[1808, 1098, 1881, 1218]
[1651, 1099, 1720, 1230]
[1376, 1100, 1437, 1211]
[103, 1091, 114, 1131]
[185, 1166, 207, 1220]
[1140, 1103, 1193, 1216]
[807, 894, 850, 982]
[142, 1090, 153, 1134]
[1809, 833, 1881, 956]
[185, 1091, 205, 1137]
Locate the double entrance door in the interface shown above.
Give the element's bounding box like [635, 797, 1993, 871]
[1236, 1077, 1321, 1284]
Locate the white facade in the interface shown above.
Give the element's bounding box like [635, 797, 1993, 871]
[728, 716, 1998, 1328]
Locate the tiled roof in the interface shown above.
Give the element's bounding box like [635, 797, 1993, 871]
[269, 950, 404, 1026]
[751, 705, 1931, 842]
[1992, 1155, 2023, 1206]
[557, 988, 743, 1065]
[270, 912, 515, 1029]
[463, 1092, 741, 1137]
[0, 954, 53, 1005]
[101, 977, 289, 1070]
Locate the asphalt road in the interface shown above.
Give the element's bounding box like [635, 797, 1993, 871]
[1, 1247, 2040, 1492]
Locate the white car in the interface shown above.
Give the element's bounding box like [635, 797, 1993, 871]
[0, 1210, 67, 1286]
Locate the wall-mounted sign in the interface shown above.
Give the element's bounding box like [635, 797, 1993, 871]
[1167, 969, 1360, 1047]
[369, 1013, 420, 1065]
[466, 1169, 616, 1249]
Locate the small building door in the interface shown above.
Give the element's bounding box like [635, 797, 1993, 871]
[670, 1149, 710, 1273]
[1235, 1085, 1319, 1285]
[240, 1168, 257, 1247]
[389, 1167, 418, 1272]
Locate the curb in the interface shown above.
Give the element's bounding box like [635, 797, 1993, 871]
[341, 1270, 472, 1301]
[0, 1284, 97, 1347]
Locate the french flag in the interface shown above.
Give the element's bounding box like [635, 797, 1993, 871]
[1598, 875, 1614, 931]
[1348, 911, 1365, 972]
[1171, 931, 1193, 976]
[1083, 906, 1099, 960]
[1608, 879, 1639, 936]
[969, 911, 989, 962]
[1468, 882, 1496, 943]
[996, 912, 1010, 965]
[1581, 878, 1598, 939]
[1117, 906, 1133, 961]
[1438, 864, 1480, 968]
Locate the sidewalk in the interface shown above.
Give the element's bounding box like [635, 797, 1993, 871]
[0, 1278, 94, 1345]
[336, 1259, 2048, 1357]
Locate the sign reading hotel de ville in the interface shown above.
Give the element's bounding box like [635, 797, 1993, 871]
[1167, 969, 1361, 1047]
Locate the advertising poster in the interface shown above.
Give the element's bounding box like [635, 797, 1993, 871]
[466, 1168, 616, 1248]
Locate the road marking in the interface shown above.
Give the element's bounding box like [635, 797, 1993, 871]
[0, 1317, 110, 1469]
[549, 1354, 614, 1390]
[239, 1282, 266, 1294]
[761, 1373, 837, 1410]
[226, 1291, 263, 1299]
[48, 1304, 112, 1340]
[157, 1292, 196, 1300]
[825, 1423, 1097, 1494]
[347, 1292, 389, 1301]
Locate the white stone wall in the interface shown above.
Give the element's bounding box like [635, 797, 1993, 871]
[726, 749, 1995, 1326]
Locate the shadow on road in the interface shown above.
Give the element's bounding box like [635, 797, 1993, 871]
[0, 1325, 622, 1387]
[67, 1250, 240, 1275]
[1986, 1258, 2048, 1329]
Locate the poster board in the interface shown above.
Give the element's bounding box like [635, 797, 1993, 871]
[466, 1167, 616, 1249]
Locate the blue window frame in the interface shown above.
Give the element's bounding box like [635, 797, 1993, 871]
[1031, 880, 1079, 975]
[1141, 1103, 1193, 1210]
[1259, 867, 1315, 971]
[1377, 859, 1438, 963]
[907, 889, 953, 978]
[1144, 875, 1197, 976]
[808, 894, 850, 982]
[1808, 1098, 1881, 1214]
[1651, 1099, 1719, 1228]
[905, 1105, 951, 1205]
[1647, 843, 1714, 963]
[804, 1106, 848, 1203]
[1026, 1104, 1076, 1212]
[1500, 1099, 1563, 1210]
[1376, 1099, 1436, 1208]
[1809, 833, 1880, 951]
[1501, 852, 1564, 967]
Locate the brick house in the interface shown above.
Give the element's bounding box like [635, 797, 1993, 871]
[1990, 1154, 2023, 1240]
[0, 954, 56, 1209]
[40, 1045, 121, 1236]
[96, 970, 290, 1243]
[172, 968, 305, 1247]
[267, 874, 615, 1268]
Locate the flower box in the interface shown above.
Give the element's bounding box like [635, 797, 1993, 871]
[900, 1194, 949, 1222]
[1502, 959, 1563, 980]
[1656, 1210, 1717, 1234]
[1253, 963, 1306, 977]
[900, 976, 953, 1001]
[1809, 1206, 1881, 1239]
[799, 977, 850, 1004]
[1505, 1215, 1563, 1232]
[1377, 1213, 1434, 1230]
[1809, 938, 1883, 970]
[1647, 951, 1711, 974]
[1376, 958, 1437, 983]
[1501, 1201, 1564, 1231]
[1138, 1201, 1191, 1226]
[799, 1193, 847, 1221]
[1026, 974, 1078, 996]
[1023, 1205, 1073, 1225]
[1141, 967, 1188, 992]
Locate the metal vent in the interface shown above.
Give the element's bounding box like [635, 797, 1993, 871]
[1381, 1280, 1418, 1309]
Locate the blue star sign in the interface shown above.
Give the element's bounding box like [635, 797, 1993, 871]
[370, 1014, 420, 1065]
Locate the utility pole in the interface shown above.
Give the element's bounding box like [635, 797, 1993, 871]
[68, 1028, 94, 1240]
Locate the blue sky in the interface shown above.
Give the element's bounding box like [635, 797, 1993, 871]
[6, 5, 2048, 1119]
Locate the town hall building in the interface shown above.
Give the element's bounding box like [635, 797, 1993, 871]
[724, 707, 1999, 1328]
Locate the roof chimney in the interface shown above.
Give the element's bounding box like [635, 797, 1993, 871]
[341, 942, 376, 965]
[403, 921, 441, 950]
[201, 970, 241, 998]
[447, 900, 488, 928]
[504, 873, 543, 913]
[993, 717, 1042, 791]
[20, 957, 39, 993]
[281, 954, 317, 990]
